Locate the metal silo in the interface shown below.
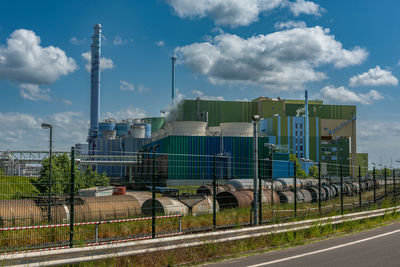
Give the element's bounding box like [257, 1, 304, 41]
[116, 121, 131, 137]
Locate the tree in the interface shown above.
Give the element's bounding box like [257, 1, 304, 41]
[289, 154, 307, 178]
[308, 165, 319, 179]
[37, 153, 109, 195]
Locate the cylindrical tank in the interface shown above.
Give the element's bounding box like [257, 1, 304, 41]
[276, 178, 302, 189]
[220, 122, 253, 137]
[191, 196, 219, 216]
[272, 180, 284, 192]
[167, 121, 207, 136]
[322, 185, 331, 200]
[279, 191, 295, 204]
[151, 131, 159, 141]
[228, 179, 269, 190]
[0, 199, 43, 227]
[299, 189, 312, 203]
[261, 190, 280, 205]
[116, 122, 131, 137]
[98, 121, 116, 138]
[145, 124, 151, 138]
[141, 197, 189, 216]
[131, 124, 146, 138]
[216, 191, 253, 209]
[352, 182, 360, 194]
[50, 196, 141, 224]
[306, 187, 319, 202]
[125, 191, 152, 207]
[196, 184, 236, 195]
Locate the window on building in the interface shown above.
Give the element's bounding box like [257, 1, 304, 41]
[321, 155, 325, 160]
[300, 153, 303, 158]
[300, 131, 303, 136]
[296, 131, 298, 136]
[300, 124, 302, 129]
[300, 145, 303, 151]
[321, 147, 324, 152]
[295, 123, 298, 129]
[296, 146, 298, 151]
[300, 139, 303, 144]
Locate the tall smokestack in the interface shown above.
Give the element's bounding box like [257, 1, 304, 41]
[305, 90, 309, 160]
[88, 24, 102, 153]
[171, 56, 176, 103]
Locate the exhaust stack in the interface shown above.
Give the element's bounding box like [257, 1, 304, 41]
[171, 56, 176, 103]
[88, 24, 102, 154]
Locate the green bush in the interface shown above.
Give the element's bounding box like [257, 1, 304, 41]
[37, 153, 109, 195]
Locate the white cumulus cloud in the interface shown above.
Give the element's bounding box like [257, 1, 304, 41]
[70, 37, 85, 45]
[166, 0, 323, 27]
[192, 90, 225, 100]
[320, 85, 383, 105]
[0, 29, 77, 84]
[0, 111, 88, 150]
[82, 51, 115, 72]
[290, 0, 323, 17]
[349, 66, 398, 87]
[274, 20, 307, 30]
[18, 83, 51, 101]
[175, 26, 368, 90]
[120, 80, 134, 91]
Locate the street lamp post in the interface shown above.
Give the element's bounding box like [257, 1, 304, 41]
[264, 143, 276, 217]
[252, 115, 260, 226]
[41, 123, 53, 222]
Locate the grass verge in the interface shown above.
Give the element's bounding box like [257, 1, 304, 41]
[67, 209, 400, 267]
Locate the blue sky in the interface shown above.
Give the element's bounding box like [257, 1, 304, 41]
[0, 0, 399, 167]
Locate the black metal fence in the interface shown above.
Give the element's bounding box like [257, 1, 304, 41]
[0, 147, 397, 253]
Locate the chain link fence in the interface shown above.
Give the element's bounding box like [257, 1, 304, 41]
[0, 148, 398, 253]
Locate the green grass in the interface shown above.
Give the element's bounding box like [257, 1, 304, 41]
[71, 210, 400, 267]
[0, 176, 39, 199]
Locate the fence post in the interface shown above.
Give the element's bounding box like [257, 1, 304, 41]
[393, 169, 396, 203]
[152, 146, 158, 239]
[384, 168, 387, 196]
[258, 158, 262, 225]
[293, 160, 297, 218]
[213, 154, 217, 229]
[358, 165, 362, 210]
[271, 159, 274, 217]
[340, 164, 344, 215]
[373, 167, 376, 204]
[318, 162, 321, 215]
[69, 147, 75, 248]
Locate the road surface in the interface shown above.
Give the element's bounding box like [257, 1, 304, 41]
[204, 221, 400, 267]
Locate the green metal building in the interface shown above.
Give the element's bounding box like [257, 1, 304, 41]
[169, 97, 357, 177]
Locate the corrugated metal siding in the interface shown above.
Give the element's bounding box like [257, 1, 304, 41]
[145, 136, 271, 180]
[177, 100, 258, 127]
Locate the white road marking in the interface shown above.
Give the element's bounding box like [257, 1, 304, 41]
[246, 228, 400, 267]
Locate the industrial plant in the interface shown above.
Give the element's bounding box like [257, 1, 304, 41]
[81, 25, 363, 185]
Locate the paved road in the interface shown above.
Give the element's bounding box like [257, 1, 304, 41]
[204, 221, 400, 267]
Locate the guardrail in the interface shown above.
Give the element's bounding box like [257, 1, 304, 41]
[0, 214, 183, 246]
[2, 206, 398, 266]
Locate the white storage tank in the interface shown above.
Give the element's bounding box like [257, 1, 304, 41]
[220, 122, 253, 137]
[166, 121, 207, 136]
[131, 124, 146, 138]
